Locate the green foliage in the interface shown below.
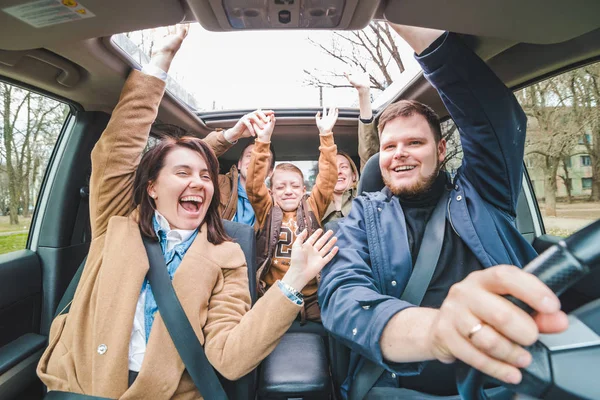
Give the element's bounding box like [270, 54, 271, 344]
[0, 233, 27, 255]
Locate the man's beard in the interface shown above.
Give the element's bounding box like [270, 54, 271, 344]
[382, 161, 441, 198]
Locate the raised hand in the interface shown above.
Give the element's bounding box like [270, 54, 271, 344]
[315, 107, 339, 136]
[149, 24, 189, 73]
[252, 113, 276, 144]
[224, 109, 274, 143]
[282, 229, 339, 292]
[345, 71, 371, 93]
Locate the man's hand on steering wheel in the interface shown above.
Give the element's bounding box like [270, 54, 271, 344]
[428, 265, 569, 385]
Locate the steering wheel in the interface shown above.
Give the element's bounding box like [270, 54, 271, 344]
[459, 219, 600, 400]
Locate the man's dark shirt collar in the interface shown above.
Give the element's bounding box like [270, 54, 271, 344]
[397, 171, 449, 208]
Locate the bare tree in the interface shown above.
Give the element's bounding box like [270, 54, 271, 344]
[303, 21, 405, 92]
[517, 76, 581, 216]
[570, 64, 600, 200]
[440, 120, 463, 174]
[558, 156, 574, 203]
[305, 22, 469, 169]
[0, 83, 66, 224]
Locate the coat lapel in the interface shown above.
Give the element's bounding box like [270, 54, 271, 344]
[92, 215, 149, 397]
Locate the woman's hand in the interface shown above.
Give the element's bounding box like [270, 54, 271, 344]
[282, 229, 338, 292]
[224, 109, 274, 143]
[149, 24, 189, 73]
[428, 265, 569, 385]
[315, 107, 339, 136]
[345, 71, 371, 94]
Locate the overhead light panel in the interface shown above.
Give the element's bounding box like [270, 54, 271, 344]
[222, 0, 345, 29]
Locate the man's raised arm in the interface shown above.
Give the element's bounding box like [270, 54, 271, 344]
[389, 23, 527, 216]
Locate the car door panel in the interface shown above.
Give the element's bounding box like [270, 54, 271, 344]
[0, 251, 43, 400]
[0, 251, 41, 348]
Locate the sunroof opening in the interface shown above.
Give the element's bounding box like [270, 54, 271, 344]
[111, 22, 422, 112]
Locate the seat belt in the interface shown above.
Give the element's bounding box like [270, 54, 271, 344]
[141, 233, 229, 400]
[54, 256, 87, 319]
[349, 191, 449, 400]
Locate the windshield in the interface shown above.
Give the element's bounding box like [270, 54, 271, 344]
[112, 22, 422, 112]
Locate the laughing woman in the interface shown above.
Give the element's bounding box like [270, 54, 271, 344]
[37, 25, 338, 399]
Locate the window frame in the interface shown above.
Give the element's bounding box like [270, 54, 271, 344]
[581, 155, 592, 167]
[0, 74, 80, 253]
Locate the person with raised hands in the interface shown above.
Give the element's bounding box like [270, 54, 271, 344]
[322, 71, 380, 227]
[37, 25, 338, 399]
[247, 107, 339, 324]
[216, 109, 277, 225]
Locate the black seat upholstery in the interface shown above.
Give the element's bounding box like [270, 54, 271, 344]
[217, 220, 258, 400]
[258, 333, 331, 400]
[357, 153, 384, 195]
[222, 220, 257, 304]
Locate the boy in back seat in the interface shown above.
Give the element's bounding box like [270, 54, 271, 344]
[247, 109, 339, 323]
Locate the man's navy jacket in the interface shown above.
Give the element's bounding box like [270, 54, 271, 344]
[318, 32, 539, 398]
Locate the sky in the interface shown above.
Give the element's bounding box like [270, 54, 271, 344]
[116, 23, 422, 112]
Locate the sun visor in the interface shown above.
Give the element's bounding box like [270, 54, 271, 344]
[383, 0, 600, 45]
[0, 0, 185, 51]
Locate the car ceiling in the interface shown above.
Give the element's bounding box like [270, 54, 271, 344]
[0, 0, 599, 162]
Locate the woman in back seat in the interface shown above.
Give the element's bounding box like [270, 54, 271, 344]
[37, 25, 338, 399]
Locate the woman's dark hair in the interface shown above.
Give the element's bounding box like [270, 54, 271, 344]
[133, 136, 230, 245]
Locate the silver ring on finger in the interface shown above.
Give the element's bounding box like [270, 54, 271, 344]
[468, 323, 484, 340]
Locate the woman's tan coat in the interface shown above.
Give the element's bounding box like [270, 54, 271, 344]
[37, 70, 301, 399]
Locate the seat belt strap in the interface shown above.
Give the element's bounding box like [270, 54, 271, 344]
[142, 233, 228, 400]
[349, 191, 449, 400]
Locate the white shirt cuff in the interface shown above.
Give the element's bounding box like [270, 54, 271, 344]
[141, 64, 168, 82]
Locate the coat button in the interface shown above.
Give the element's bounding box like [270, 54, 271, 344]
[362, 305, 370, 310]
[391, 373, 397, 379]
[377, 207, 382, 212]
[97, 344, 107, 355]
[456, 195, 462, 201]
[352, 328, 358, 336]
[391, 280, 397, 287]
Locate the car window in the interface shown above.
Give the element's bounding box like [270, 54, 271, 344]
[516, 61, 600, 237]
[112, 22, 421, 112]
[0, 81, 70, 255]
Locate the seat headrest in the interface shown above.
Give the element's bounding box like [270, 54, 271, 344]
[357, 153, 385, 195]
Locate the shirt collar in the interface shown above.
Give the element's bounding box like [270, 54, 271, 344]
[153, 210, 196, 243]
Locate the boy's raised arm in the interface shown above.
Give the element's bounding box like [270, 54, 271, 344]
[246, 116, 276, 228]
